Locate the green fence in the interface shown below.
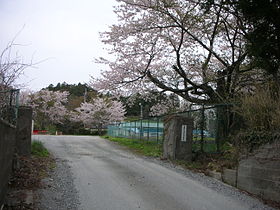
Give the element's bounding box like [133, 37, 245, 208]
[108, 104, 233, 153]
[174, 104, 234, 153]
[108, 117, 164, 143]
[0, 89, 20, 126]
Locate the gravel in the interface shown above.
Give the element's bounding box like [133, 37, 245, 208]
[36, 158, 80, 210]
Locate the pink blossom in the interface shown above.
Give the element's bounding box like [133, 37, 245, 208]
[24, 89, 69, 124]
[91, 0, 249, 105]
[74, 97, 126, 128]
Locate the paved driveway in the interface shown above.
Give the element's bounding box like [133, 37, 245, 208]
[34, 135, 273, 210]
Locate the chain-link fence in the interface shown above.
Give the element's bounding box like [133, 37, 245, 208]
[107, 104, 234, 153]
[108, 117, 164, 143]
[177, 104, 234, 153]
[0, 89, 20, 126]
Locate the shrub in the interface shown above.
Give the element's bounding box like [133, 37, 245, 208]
[234, 82, 280, 152]
[236, 83, 280, 131]
[235, 130, 280, 154]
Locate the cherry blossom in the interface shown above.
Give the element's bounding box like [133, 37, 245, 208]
[24, 90, 69, 127]
[91, 0, 253, 104]
[74, 97, 126, 132]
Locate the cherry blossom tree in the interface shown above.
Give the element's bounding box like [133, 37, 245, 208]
[74, 97, 126, 134]
[149, 93, 183, 116]
[24, 90, 69, 129]
[19, 89, 33, 105]
[92, 0, 256, 104]
[149, 102, 172, 117]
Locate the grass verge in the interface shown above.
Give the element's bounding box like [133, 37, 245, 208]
[31, 140, 50, 157]
[103, 136, 162, 157]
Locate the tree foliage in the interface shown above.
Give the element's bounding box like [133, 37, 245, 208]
[46, 82, 96, 97]
[234, 0, 280, 82]
[73, 97, 126, 133]
[92, 0, 255, 104]
[46, 82, 98, 111]
[23, 90, 69, 129]
[21, 84, 127, 134]
[204, 0, 280, 83]
[120, 91, 182, 117]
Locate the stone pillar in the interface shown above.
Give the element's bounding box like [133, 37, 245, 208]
[0, 120, 16, 206]
[163, 115, 193, 160]
[16, 106, 33, 156]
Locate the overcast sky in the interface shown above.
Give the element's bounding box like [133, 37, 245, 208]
[0, 0, 118, 90]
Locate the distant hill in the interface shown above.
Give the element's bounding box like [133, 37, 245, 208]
[44, 82, 96, 97]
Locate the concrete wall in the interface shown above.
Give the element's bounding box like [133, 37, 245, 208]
[0, 120, 16, 206]
[221, 141, 280, 202]
[222, 168, 237, 187]
[237, 141, 280, 202]
[16, 107, 32, 156]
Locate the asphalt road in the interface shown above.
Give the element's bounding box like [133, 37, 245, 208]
[34, 135, 272, 210]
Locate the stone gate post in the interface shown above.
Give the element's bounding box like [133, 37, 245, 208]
[163, 115, 193, 160]
[16, 106, 33, 156]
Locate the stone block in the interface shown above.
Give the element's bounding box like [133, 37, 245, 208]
[237, 176, 280, 202]
[239, 165, 280, 181]
[222, 168, 237, 187]
[208, 170, 222, 181]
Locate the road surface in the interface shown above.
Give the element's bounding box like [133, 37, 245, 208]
[33, 135, 272, 210]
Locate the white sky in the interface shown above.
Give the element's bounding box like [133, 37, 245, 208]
[0, 0, 118, 90]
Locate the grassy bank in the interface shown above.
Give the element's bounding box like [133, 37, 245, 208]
[103, 136, 237, 172]
[103, 136, 162, 157]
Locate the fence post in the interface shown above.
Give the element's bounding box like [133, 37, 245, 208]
[200, 104, 205, 152]
[156, 117, 159, 144]
[135, 121, 137, 140]
[129, 121, 132, 139]
[140, 118, 143, 141]
[147, 119, 150, 141]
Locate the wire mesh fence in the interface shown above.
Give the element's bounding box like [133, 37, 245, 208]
[108, 117, 164, 143]
[177, 105, 223, 153]
[0, 89, 20, 126]
[107, 104, 234, 153]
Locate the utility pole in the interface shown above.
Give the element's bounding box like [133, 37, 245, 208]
[139, 102, 143, 141]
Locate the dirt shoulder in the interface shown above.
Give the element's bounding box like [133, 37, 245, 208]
[3, 155, 55, 210]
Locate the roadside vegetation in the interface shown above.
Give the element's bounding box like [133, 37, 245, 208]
[103, 136, 162, 157]
[103, 135, 237, 174]
[31, 140, 50, 157]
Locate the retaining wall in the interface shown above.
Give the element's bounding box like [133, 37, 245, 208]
[237, 141, 280, 202]
[222, 141, 280, 202]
